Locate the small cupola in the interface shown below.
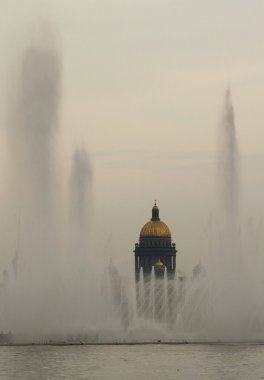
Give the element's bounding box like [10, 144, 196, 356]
[151, 201, 160, 221]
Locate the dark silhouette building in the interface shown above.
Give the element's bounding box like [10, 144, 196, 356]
[134, 202, 177, 280]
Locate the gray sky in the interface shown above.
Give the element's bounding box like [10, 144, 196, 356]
[0, 0, 264, 273]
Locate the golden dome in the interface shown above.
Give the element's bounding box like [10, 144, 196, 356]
[140, 220, 171, 238]
[139, 202, 171, 238]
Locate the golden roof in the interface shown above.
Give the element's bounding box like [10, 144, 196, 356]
[139, 202, 171, 238]
[140, 220, 171, 238]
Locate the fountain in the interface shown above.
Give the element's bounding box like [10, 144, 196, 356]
[0, 33, 136, 344]
[1, 28, 264, 344]
[177, 89, 264, 342]
[1, 38, 63, 341]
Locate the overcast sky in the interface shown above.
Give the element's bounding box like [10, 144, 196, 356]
[0, 0, 264, 273]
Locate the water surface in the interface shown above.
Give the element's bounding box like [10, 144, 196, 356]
[1, 344, 264, 380]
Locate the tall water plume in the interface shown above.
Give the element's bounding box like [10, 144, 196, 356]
[70, 147, 92, 230]
[216, 88, 241, 276]
[3, 32, 63, 340]
[218, 88, 240, 224]
[178, 89, 264, 341]
[64, 147, 94, 332]
[208, 88, 244, 337]
[209, 88, 242, 295]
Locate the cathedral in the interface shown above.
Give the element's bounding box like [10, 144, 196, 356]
[134, 202, 177, 280]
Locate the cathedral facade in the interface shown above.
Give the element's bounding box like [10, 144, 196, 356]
[134, 202, 177, 280]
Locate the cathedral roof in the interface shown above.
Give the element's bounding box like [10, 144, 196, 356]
[139, 202, 171, 238]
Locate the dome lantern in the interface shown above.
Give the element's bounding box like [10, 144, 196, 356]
[151, 201, 160, 221]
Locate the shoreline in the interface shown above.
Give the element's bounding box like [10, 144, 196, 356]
[1, 341, 264, 347]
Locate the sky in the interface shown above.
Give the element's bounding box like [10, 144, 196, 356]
[0, 0, 264, 273]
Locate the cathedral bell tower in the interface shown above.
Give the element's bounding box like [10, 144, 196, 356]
[134, 202, 177, 280]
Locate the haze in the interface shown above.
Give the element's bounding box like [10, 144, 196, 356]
[0, 0, 264, 274]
